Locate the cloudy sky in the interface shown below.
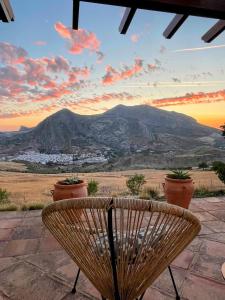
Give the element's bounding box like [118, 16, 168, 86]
[0, 0, 225, 131]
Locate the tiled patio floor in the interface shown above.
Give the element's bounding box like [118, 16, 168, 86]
[0, 197, 225, 300]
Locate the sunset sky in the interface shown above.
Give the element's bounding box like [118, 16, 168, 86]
[0, 0, 225, 131]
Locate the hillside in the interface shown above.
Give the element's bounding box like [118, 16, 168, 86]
[0, 105, 224, 168]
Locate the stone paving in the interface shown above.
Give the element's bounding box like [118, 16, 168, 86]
[0, 197, 225, 300]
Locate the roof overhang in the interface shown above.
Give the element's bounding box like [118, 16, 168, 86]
[0, 0, 14, 22]
[73, 0, 225, 42]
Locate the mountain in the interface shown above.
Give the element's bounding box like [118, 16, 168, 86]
[0, 105, 224, 168]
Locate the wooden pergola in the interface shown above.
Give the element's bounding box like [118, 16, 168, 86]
[72, 0, 225, 43]
[0, 0, 14, 23]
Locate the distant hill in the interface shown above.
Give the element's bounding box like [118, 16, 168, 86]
[0, 105, 225, 168]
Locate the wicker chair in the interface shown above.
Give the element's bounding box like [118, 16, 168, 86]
[42, 197, 201, 300]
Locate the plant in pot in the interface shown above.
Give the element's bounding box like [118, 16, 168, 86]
[52, 176, 87, 202]
[163, 170, 194, 209]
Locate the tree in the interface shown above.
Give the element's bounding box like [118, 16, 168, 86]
[221, 124, 225, 137]
[212, 161, 225, 185]
[198, 162, 208, 170]
[126, 174, 146, 195]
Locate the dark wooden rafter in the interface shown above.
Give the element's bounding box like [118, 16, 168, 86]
[0, 0, 14, 22]
[163, 14, 188, 39]
[202, 19, 225, 43]
[119, 7, 137, 34]
[82, 0, 225, 20]
[73, 0, 225, 42]
[72, 0, 80, 30]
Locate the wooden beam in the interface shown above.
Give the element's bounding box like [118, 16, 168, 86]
[82, 0, 225, 20]
[119, 7, 137, 34]
[202, 19, 225, 43]
[163, 14, 188, 39]
[72, 0, 80, 30]
[0, 0, 14, 22]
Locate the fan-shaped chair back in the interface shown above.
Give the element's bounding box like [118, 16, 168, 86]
[42, 197, 200, 300]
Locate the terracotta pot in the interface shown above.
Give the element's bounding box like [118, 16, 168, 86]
[52, 180, 88, 202]
[163, 177, 194, 209]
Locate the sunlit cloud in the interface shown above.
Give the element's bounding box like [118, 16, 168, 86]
[173, 44, 225, 53]
[0, 42, 91, 105]
[102, 58, 143, 85]
[54, 22, 101, 55]
[0, 42, 28, 64]
[119, 81, 225, 88]
[148, 89, 225, 107]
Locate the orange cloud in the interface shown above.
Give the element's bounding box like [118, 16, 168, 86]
[54, 22, 100, 55]
[102, 59, 143, 85]
[0, 42, 27, 65]
[150, 90, 225, 107]
[0, 42, 91, 104]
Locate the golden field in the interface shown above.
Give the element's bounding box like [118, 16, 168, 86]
[0, 162, 224, 206]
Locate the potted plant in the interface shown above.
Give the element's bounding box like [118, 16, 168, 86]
[163, 170, 194, 209]
[52, 176, 87, 202]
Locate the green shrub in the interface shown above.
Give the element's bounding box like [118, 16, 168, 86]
[194, 186, 225, 198]
[87, 179, 99, 196]
[0, 204, 17, 211]
[212, 161, 225, 185]
[167, 170, 191, 180]
[0, 188, 10, 204]
[140, 187, 159, 200]
[21, 203, 45, 211]
[194, 186, 210, 197]
[126, 174, 146, 195]
[211, 161, 225, 171]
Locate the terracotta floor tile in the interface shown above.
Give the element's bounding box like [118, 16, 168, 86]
[2, 238, 39, 257]
[193, 212, 218, 222]
[200, 232, 225, 244]
[171, 250, 195, 270]
[202, 220, 225, 233]
[153, 267, 187, 295]
[0, 228, 12, 241]
[0, 261, 69, 300]
[0, 218, 22, 229]
[208, 210, 225, 221]
[22, 216, 43, 227]
[200, 239, 225, 258]
[0, 211, 26, 220]
[182, 274, 225, 300]
[39, 235, 62, 252]
[11, 225, 43, 240]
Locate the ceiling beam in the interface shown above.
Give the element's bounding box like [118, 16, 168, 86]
[0, 0, 14, 22]
[72, 0, 80, 30]
[202, 19, 225, 43]
[82, 0, 225, 20]
[119, 7, 137, 34]
[163, 14, 188, 39]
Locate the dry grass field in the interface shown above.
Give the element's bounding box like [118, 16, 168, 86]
[0, 161, 224, 206]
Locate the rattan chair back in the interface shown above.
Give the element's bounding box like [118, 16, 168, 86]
[42, 197, 200, 300]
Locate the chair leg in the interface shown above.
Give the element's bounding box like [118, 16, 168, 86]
[136, 291, 146, 300]
[168, 266, 180, 300]
[71, 268, 81, 294]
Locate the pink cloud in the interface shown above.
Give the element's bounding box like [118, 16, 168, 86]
[0, 42, 91, 104]
[54, 22, 100, 55]
[131, 34, 140, 43]
[0, 42, 28, 65]
[34, 41, 47, 46]
[150, 90, 225, 107]
[102, 59, 143, 85]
